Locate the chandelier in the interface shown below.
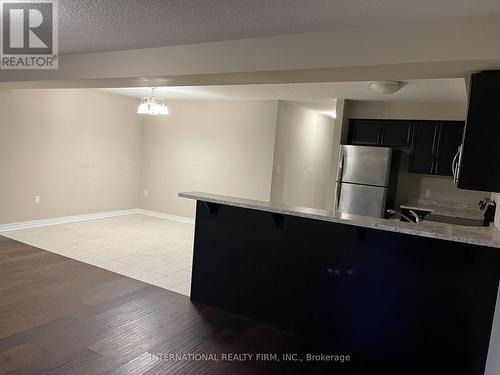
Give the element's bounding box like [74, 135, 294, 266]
[137, 87, 169, 115]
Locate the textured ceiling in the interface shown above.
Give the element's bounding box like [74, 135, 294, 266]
[104, 79, 466, 112]
[59, 0, 500, 55]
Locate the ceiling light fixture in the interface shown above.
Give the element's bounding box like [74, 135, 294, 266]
[368, 81, 405, 95]
[137, 87, 169, 115]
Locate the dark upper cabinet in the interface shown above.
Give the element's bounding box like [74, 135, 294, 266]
[434, 122, 464, 176]
[408, 122, 438, 174]
[348, 119, 464, 177]
[458, 71, 500, 192]
[380, 120, 412, 146]
[349, 119, 412, 147]
[409, 121, 465, 176]
[349, 120, 382, 145]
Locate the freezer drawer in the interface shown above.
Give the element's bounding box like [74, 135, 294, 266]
[337, 183, 388, 218]
[338, 145, 392, 187]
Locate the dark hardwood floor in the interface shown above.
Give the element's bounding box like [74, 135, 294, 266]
[0, 235, 348, 375]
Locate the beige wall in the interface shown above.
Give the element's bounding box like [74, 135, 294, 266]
[0, 89, 142, 224]
[396, 157, 487, 207]
[1, 92, 491, 223]
[346, 100, 486, 206]
[270, 101, 335, 210]
[140, 100, 278, 218]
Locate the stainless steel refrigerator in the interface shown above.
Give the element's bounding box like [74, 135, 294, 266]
[335, 145, 394, 218]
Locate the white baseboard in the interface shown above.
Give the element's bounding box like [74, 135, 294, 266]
[0, 208, 194, 232]
[0, 209, 140, 232]
[137, 209, 195, 224]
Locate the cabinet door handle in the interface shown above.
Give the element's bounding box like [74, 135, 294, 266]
[452, 151, 458, 180]
[452, 145, 462, 183]
[456, 145, 463, 183]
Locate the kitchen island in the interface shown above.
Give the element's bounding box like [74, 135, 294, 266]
[180, 191, 500, 375]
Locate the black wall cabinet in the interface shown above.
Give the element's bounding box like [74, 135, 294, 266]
[348, 119, 382, 145]
[349, 119, 412, 147]
[348, 119, 464, 177]
[408, 122, 438, 174]
[435, 122, 464, 176]
[380, 120, 413, 146]
[458, 70, 500, 192]
[408, 121, 464, 176]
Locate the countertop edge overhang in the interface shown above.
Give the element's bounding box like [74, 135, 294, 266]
[179, 191, 500, 249]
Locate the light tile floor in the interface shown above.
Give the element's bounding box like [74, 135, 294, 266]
[1, 215, 195, 296]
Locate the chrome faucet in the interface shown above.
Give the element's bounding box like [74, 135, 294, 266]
[408, 210, 423, 224]
[387, 209, 422, 224]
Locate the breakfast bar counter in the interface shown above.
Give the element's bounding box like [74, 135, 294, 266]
[180, 191, 500, 375]
[179, 191, 500, 248]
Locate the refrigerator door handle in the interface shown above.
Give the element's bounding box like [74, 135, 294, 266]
[337, 149, 345, 182]
[335, 182, 342, 212]
[334, 150, 345, 212]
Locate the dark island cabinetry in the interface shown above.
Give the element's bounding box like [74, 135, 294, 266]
[189, 200, 500, 375]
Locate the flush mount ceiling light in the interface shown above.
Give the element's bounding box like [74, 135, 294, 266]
[368, 81, 406, 95]
[137, 87, 169, 115]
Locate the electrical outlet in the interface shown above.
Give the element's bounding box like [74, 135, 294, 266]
[144, 189, 149, 197]
[424, 189, 431, 198]
[307, 165, 312, 174]
[276, 165, 280, 174]
[34, 195, 40, 204]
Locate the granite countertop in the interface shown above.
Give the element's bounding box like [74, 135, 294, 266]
[179, 191, 500, 249]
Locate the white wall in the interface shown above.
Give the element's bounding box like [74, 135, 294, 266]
[0, 89, 142, 224]
[346, 100, 487, 206]
[140, 100, 278, 218]
[270, 101, 335, 210]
